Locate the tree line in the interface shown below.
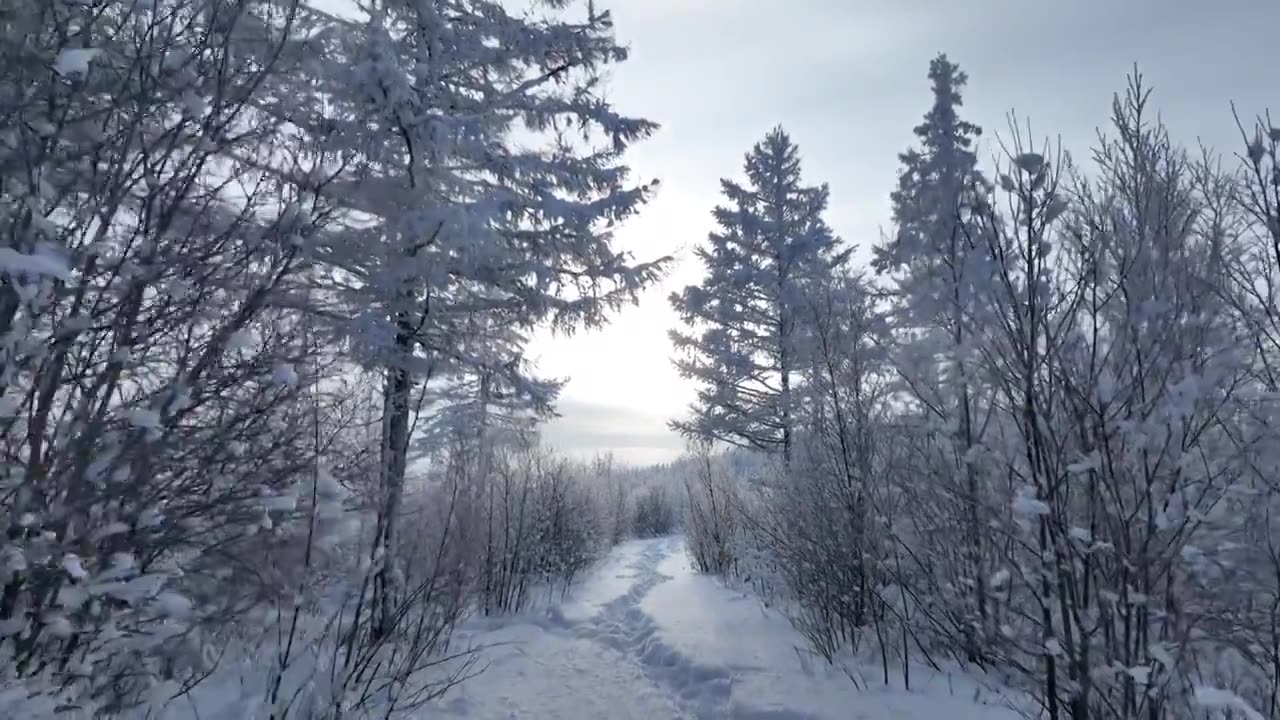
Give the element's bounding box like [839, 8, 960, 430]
[675, 55, 1280, 720]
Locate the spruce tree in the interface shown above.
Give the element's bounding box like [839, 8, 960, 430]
[670, 127, 846, 463]
[872, 53, 992, 659]
[288, 0, 670, 636]
[874, 53, 987, 330]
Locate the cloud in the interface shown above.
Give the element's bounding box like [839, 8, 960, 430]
[539, 398, 686, 465]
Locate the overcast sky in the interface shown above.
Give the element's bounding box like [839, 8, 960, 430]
[531, 0, 1280, 465]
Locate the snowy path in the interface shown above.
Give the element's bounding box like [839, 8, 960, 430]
[432, 537, 1026, 719]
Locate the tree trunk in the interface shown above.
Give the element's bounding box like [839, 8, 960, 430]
[372, 321, 413, 638]
[951, 220, 986, 661]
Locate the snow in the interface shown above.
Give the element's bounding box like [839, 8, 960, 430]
[315, 467, 347, 502]
[1148, 641, 1174, 668]
[1012, 490, 1050, 518]
[179, 91, 208, 117]
[1066, 453, 1098, 475]
[0, 618, 25, 638]
[556, 539, 653, 623]
[226, 329, 256, 350]
[42, 612, 74, 638]
[271, 363, 299, 386]
[429, 537, 1027, 720]
[91, 521, 131, 541]
[1193, 686, 1265, 720]
[0, 247, 70, 279]
[56, 584, 88, 610]
[101, 552, 136, 579]
[138, 508, 164, 528]
[127, 408, 161, 429]
[261, 492, 296, 512]
[53, 48, 101, 77]
[126, 539, 1028, 720]
[154, 591, 193, 619]
[61, 553, 89, 581]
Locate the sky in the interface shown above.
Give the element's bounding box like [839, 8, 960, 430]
[531, 0, 1280, 466]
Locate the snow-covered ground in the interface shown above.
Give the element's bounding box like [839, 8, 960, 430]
[431, 537, 1028, 719]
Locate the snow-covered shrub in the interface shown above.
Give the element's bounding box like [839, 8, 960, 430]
[683, 445, 741, 576]
[447, 434, 609, 615]
[632, 485, 676, 538]
[753, 275, 892, 662]
[0, 0, 328, 713]
[595, 453, 631, 547]
[754, 450, 876, 663]
[531, 456, 602, 594]
[293, 471, 473, 719]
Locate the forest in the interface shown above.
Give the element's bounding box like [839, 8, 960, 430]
[1, 1, 1277, 719]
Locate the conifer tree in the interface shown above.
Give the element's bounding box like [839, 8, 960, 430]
[287, 0, 670, 636]
[872, 54, 992, 657]
[670, 127, 846, 463]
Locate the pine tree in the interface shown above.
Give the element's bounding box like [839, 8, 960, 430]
[871, 54, 992, 658]
[670, 127, 846, 463]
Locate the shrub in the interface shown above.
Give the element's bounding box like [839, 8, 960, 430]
[632, 486, 676, 538]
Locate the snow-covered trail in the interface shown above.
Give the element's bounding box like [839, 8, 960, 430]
[432, 537, 1026, 719]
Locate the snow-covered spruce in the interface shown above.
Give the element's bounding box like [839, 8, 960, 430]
[670, 127, 847, 462]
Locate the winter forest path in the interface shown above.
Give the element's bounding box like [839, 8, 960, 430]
[428, 537, 1025, 719]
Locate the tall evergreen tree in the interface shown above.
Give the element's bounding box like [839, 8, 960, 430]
[285, 0, 670, 636]
[874, 53, 987, 334]
[670, 127, 846, 462]
[871, 54, 992, 658]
